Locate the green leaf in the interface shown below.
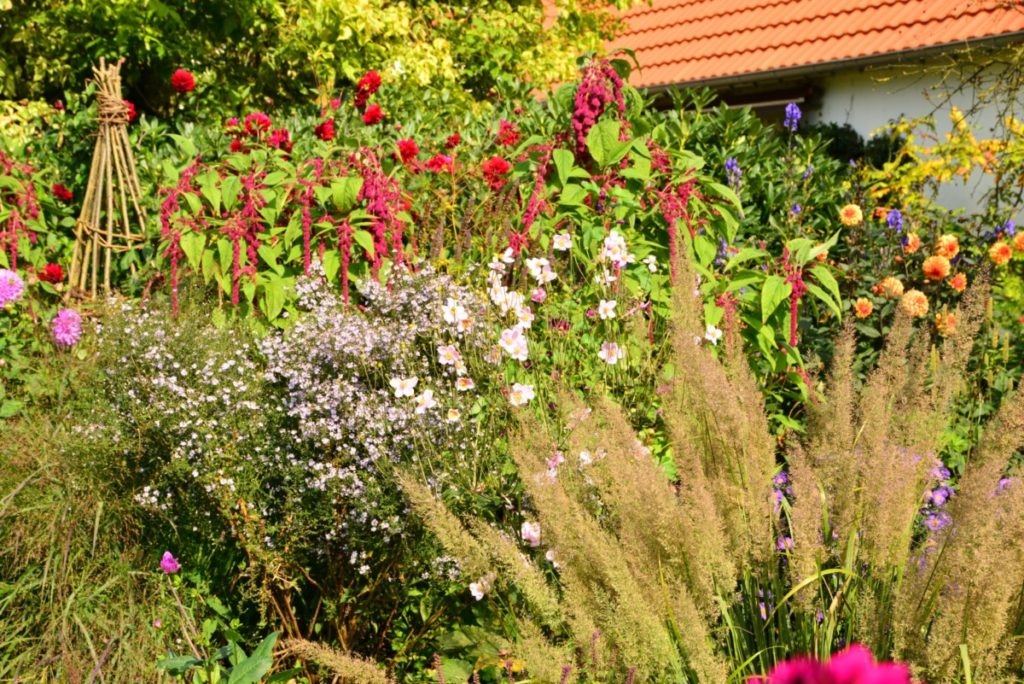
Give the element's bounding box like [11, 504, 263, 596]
[692, 234, 717, 267]
[558, 184, 587, 207]
[805, 282, 841, 320]
[352, 230, 374, 255]
[809, 264, 841, 307]
[226, 632, 278, 684]
[725, 247, 767, 271]
[439, 657, 474, 683]
[259, 276, 287, 321]
[157, 654, 204, 675]
[331, 176, 364, 214]
[221, 175, 242, 212]
[0, 399, 25, 418]
[179, 231, 206, 272]
[585, 119, 631, 168]
[704, 181, 742, 211]
[257, 243, 283, 275]
[761, 274, 791, 323]
[552, 148, 575, 187]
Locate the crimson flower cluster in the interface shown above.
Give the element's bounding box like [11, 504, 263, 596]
[170, 68, 195, 94]
[481, 156, 511, 191]
[225, 112, 292, 153]
[571, 59, 626, 159]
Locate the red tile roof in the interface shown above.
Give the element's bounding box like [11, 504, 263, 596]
[609, 0, 1024, 89]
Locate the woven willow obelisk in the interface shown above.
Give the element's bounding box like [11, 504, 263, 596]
[68, 58, 146, 298]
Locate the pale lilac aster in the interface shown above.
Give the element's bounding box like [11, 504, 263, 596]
[521, 521, 541, 547]
[0, 269, 25, 307]
[52, 308, 83, 347]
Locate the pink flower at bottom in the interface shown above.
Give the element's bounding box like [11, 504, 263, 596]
[748, 645, 913, 684]
[160, 551, 181, 574]
[51, 308, 82, 347]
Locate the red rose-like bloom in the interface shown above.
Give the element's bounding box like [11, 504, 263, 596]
[358, 70, 382, 96]
[268, 128, 293, 152]
[426, 154, 454, 174]
[445, 132, 461, 149]
[51, 183, 73, 202]
[482, 156, 512, 190]
[496, 119, 520, 147]
[362, 103, 384, 125]
[170, 68, 196, 94]
[122, 99, 137, 122]
[396, 138, 419, 163]
[244, 112, 272, 136]
[315, 118, 336, 141]
[229, 139, 245, 153]
[38, 263, 65, 283]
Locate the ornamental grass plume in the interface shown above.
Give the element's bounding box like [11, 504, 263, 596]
[281, 639, 393, 684]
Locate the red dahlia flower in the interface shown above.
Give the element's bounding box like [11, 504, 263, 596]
[425, 154, 454, 174]
[315, 118, 336, 141]
[51, 183, 73, 202]
[170, 68, 196, 94]
[122, 99, 137, 122]
[396, 138, 419, 163]
[496, 119, 520, 147]
[445, 132, 461, 149]
[38, 263, 65, 283]
[244, 112, 272, 136]
[358, 70, 382, 95]
[268, 128, 293, 152]
[481, 156, 512, 190]
[362, 104, 384, 125]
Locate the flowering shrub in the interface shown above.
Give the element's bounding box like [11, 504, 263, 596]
[70, 265, 520, 673]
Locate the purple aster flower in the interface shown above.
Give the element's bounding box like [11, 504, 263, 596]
[0, 268, 25, 308]
[759, 601, 768, 620]
[924, 511, 951, 532]
[886, 209, 904, 233]
[51, 308, 82, 347]
[791, 203, 802, 215]
[777, 536, 794, 551]
[783, 102, 801, 132]
[773, 472, 789, 486]
[160, 551, 181, 574]
[772, 488, 784, 513]
[1003, 219, 1016, 237]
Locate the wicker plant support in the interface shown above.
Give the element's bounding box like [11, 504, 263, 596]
[68, 57, 146, 298]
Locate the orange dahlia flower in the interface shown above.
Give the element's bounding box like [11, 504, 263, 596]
[900, 289, 929, 318]
[990, 241, 1013, 265]
[935, 311, 957, 337]
[854, 298, 873, 318]
[839, 204, 863, 227]
[922, 255, 951, 281]
[935, 234, 960, 259]
[948, 272, 967, 293]
[878, 276, 905, 298]
[903, 233, 921, 254]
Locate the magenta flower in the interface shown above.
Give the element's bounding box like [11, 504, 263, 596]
[748, 644, 914, 683]
[51, 308, 82, 347]
[160, 551, 181, 574]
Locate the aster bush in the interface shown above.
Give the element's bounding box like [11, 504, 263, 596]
[64, 264, 528, 677]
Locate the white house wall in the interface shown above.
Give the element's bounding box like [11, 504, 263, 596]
[807, 62, 1008, 218]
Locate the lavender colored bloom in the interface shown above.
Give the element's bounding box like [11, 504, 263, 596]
[160, 551, 181, 574]
[783, 102, 801, 132]
[0, 268, 25, 307]
[777, 536, 794, 551]
[802, 165, 813, 179]
[791, 203, 802, 215]
[886, 209, 904, 233]
[51, 308, 82, 347]
[773, 471, 788, 486]
[759, 601, 768, 620]
[924, 511, 951, 532]
[1003, 219, 1016, 237]
[725, 157, 742, 188]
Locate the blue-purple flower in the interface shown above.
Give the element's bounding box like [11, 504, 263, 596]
[783, 102, 801, 132]
[886, 209, 904, 233]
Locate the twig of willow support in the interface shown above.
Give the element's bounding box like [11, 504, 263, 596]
[67, 57, 145, 299]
